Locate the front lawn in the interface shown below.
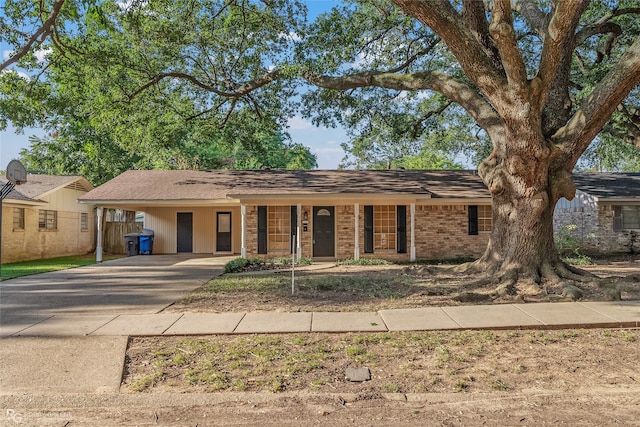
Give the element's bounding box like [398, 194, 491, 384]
[0, 254, 123, 280]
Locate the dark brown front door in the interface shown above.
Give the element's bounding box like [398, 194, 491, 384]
[177, 212, 193, 253]
[313, 206, 335, 257]
[216, 212, 232, 252]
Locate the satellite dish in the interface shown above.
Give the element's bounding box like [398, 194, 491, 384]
[6, 160, 27, 185]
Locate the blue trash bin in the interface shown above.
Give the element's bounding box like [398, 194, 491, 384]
[139, 229, 154, 255]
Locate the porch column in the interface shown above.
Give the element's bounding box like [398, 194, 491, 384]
[241, 204, 246, 258]
[96, 206, 103, 263]
[410, 203, 416, 262]
[296, 204, 302, 260]
[354, 203, 360, 260]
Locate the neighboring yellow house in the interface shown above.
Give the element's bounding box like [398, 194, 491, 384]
[78, 170, 492, 262]
[1, 175, 95, 263]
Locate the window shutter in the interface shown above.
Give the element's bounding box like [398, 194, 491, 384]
[290, 205, 298, 254]
[397, 205, 407, 253]
[364, 205, 374, 253]
[613, 206, 623, 232]
[468, 205, 478, 235]
[258, 206, 267, 254]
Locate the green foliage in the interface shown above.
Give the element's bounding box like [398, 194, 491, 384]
[555, 224, 594, 265]
[0, 254, 121, 280]
[223, 258, 265, 274]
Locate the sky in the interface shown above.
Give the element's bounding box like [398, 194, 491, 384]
[0, 0, 347, 170]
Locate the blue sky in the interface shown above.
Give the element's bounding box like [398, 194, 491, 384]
[0, 1, 347, 170]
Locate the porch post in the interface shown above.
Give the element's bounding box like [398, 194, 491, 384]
[354, 203, 360, 260]
[410, 203, 416, 262]
[96, 206, 103, 263]
[296, 204, 302, 260]
[241, 204, 246, 258]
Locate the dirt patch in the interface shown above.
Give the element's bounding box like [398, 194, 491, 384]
[124, 329, 640, 396]
[163, 257, 640, 313]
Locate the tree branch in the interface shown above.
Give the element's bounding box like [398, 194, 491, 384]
[390, 0, 507, 106]
[488, 0, 527, 92]
[535, 1, 588, 115]
[303, 69, 503, 142]
[462, 0, 503, 72]
[124, 70, 280, 102]
[554, 37, 640, 166]
[0, 0, 66, 72]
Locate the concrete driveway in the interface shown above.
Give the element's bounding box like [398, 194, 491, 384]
[0, 254, 232, 336]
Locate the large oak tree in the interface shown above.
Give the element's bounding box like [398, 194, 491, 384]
[2, 0, 640, 292]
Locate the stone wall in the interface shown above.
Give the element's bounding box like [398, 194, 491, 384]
[553, 203, 638, 254]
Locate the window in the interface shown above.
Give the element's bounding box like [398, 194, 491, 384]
[374, 205, 396, 251]
[478, 205, 492, 233]
[39, 210, 57, 231]
[469, 205, 492, 235]
[614, 205, 640, 230]
[365, 205, 399, 253]
[268, 206, 291, 253]
[81, 212, 88, 231]
[13, 208, 25, 230]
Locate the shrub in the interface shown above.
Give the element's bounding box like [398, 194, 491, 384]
[224, 258, 265, 273]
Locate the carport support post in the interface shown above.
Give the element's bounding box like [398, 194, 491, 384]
[296, 204, 302, 260]
[96, 206, 103, 263]
[410, 203, 416, 262]
[354, 203, 360, 260]
[240, 204, 246, 258]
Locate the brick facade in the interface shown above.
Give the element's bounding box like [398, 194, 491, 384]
[241, 203, 489, 261]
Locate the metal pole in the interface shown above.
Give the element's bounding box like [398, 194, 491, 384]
[291, 233, 295, 295]
[0, 182, 17, 277]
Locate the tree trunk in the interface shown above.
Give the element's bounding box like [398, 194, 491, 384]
[460, 132, 594, 294]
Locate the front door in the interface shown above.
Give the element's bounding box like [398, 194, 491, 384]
[216, 212, 232, 252]
[313, 206, 335, 257]
[177, 212, 193, 253]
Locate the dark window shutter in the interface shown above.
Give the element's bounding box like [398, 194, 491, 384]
[397, 205, 407, 253]
[468, 205, 478, 235]
[613, 206, 623, 232]
[290, 205, 298, 254]
[258, 206, 267, 254]
[364, 205, 374, 253]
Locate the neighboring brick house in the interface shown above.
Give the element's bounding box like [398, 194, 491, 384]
[553, 173, 640, 254]
[1, 175, 95, 263]
[78, 170, 493, 261]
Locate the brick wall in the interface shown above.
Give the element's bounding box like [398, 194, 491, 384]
[414, 205, 488, 260]
[240, 203, 489, 261]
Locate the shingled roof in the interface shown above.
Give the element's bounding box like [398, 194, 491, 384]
[573, 173, 640, 200]
[78, 169, 490, 203]
[1, 174, 93, 203]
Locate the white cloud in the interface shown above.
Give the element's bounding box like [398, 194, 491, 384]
[287, 116, 315, 130]
[2, 50, 12, 60]
[34, 47, 52, 63]
[0, 69, 29, 80]
[279, 32, 302, 42]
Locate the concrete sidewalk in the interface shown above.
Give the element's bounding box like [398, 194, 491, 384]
[4, 300, 639, 337]
[1, 301, 638, 397]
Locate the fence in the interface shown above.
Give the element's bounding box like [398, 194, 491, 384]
[104, 222, 143, 254]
